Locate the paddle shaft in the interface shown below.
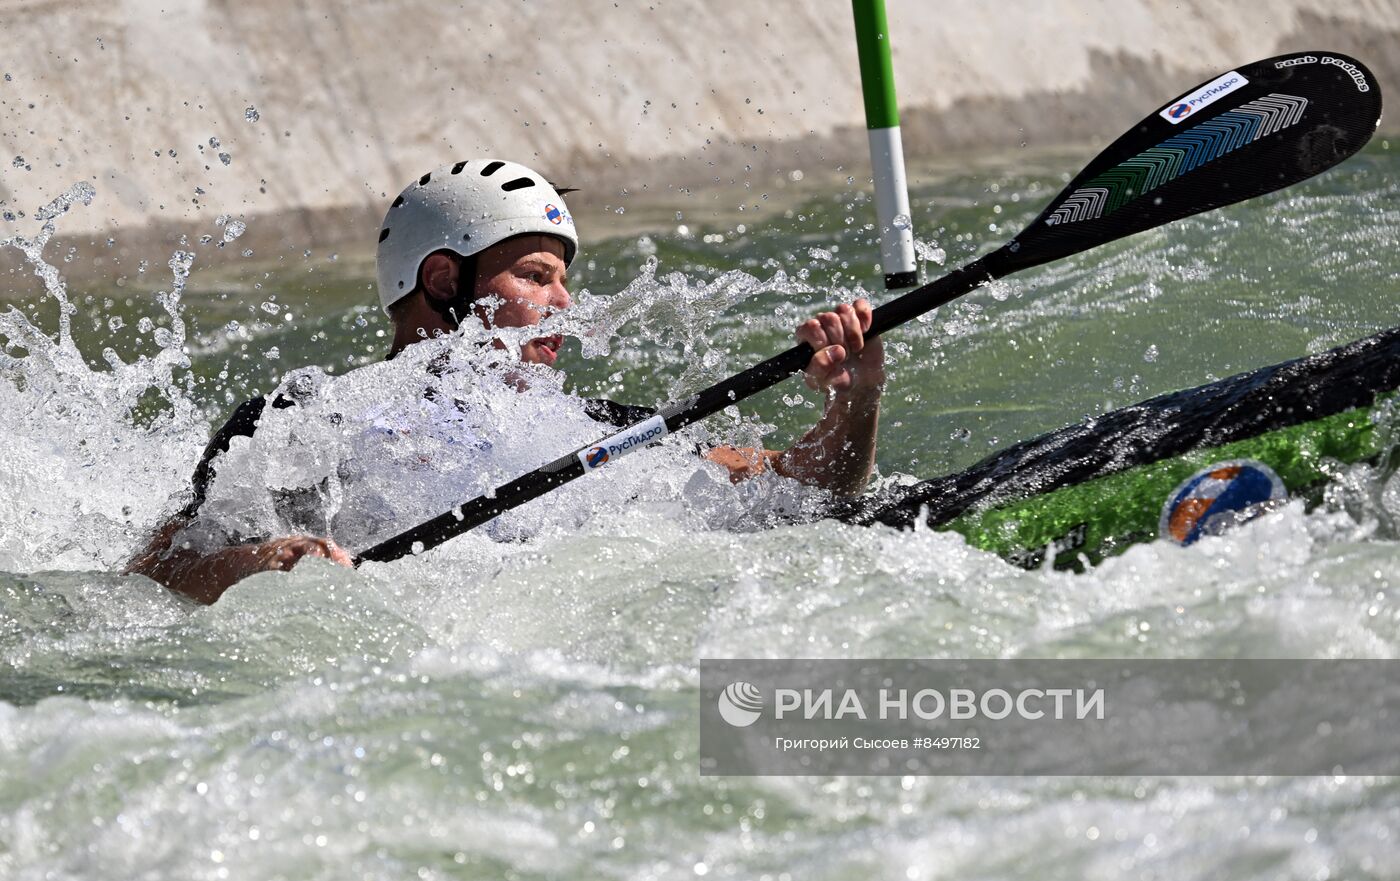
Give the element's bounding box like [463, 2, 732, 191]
[352, 255, 1003, 564]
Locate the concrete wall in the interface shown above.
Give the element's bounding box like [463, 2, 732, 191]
[0, 0, 1396, 257]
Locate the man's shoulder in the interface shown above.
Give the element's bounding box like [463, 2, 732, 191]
[181, 393, 295, 517]
[181, 388, 654, 518]
[213, 393, 297, 438]
[212, 389, 650, 440]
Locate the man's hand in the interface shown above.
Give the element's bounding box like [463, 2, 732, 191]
[251, 535, 355, 571]
[707, 299, 884, 495]
[795, 299, 884, 394]
[126, 524, 354, 604]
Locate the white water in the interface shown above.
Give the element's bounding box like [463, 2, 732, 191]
[0, 185, 206, 572]
[3, 173, 1400, 879]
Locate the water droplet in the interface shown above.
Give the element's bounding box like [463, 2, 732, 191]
[222, 220, 247, 244]
[218, 152, 231, 166]
[892, 213, 912, 231]
[208, 136, 220, 149]
[260, 301, 281, 315]
[244, 105, 260, 122]
[914, 239, 946, 266]
[1144, 344, 1159, 363]
[950, 427, 972, 442]
[169, 250, 194, 280]
[107, 316, 123, 331]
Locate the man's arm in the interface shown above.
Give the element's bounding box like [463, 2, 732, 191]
[125, 517, 352, 604]
[706, 300, 883, 496]
[123, 393, 353, 603]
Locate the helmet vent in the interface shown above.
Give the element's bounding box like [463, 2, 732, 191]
[480, 160, 505, 176]
[378, 227, 391, 242]
[501, 177, 535, 192]
[391, 195, 404, 208]
[418, 172, 432, 186]
[451, 161, 468, 174]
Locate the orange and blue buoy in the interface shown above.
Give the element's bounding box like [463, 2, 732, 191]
[1159, 459, 1288, 545]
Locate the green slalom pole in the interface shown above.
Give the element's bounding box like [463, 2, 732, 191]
[851, 0, 918, 289]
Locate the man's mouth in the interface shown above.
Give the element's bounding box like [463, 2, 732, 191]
[531, 334, 563, 363]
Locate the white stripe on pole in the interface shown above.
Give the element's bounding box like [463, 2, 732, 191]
[867, 125, 917, 286]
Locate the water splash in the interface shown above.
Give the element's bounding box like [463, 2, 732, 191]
[0, 184, 206, 570]
[171, 248, 850, 558]
[205, 316, 823, 556]
[567, 256, 812, 398]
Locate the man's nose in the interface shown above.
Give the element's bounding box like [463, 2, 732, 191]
[550, 280, 572, 311]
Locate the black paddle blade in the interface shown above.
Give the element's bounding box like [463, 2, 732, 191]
[995, 51, 1382, 274]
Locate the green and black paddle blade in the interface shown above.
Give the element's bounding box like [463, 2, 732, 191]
[354, 50, 1382, 566]
[993, 50, 1381, 275]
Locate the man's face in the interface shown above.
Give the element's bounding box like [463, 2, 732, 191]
[472, 235, 571, 366]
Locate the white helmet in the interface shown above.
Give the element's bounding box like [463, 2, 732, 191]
[375, 159, 579, 314]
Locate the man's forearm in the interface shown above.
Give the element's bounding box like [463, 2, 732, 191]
[126, 521, 267, 603]
[127, 520, 355, 603]
[774, 385, 881, 495]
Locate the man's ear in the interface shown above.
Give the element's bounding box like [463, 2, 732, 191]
[419, 252, 459, 305]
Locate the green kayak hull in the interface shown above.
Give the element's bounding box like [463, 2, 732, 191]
[836, 327, 1400, 569]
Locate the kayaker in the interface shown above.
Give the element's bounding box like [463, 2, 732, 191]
[127, 159, 884, 602]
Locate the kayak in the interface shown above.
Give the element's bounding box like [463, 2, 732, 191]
[832, 327, 1400, 570]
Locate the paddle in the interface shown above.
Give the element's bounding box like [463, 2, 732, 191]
[353, 50, 1382, 565]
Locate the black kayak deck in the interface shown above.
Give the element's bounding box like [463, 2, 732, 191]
[832, 326, 1400, 530]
